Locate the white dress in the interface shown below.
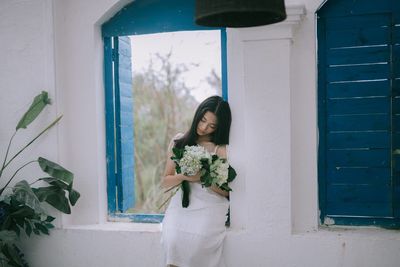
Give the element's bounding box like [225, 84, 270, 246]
[161, 140, 230, 267]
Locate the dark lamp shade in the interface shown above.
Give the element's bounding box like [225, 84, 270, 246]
[195, 0, 287, 28]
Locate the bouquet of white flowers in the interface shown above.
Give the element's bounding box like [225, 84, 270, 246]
[170, 145, 237, 207]
[177, 145, 211, 176]
[201, 154, 236, 192]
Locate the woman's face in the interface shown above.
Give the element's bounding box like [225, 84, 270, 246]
[197, 111, 218, 137]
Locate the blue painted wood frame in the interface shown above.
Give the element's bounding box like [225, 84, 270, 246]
[317, 0, 400, 229]
[104, 36, 117, 214]
[221, 29, 228, 101]
[103, 0, 228, 223]
[102, 0, 216, 37]
[316, 15, 328, 225]
[113, 36, 123, 212]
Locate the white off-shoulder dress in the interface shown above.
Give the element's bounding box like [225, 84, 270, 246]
[161, 136, 229, 267]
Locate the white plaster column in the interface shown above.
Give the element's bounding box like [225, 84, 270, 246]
[227, 6, 305, 235]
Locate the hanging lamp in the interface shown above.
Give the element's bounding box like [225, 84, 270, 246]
[195, 0, 287, 28]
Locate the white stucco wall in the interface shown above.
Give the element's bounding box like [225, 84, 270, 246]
[1, 0, 400, 266]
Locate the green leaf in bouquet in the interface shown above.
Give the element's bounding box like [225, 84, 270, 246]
[227, 166, 237, 183]
[201, 173, 213, 188]
[219, 183, 232, 192]
[16, 91, 51, 130]
[38, 157, 73, 186]
[171, 147, 184, 160]
[181, 181, 190, 208]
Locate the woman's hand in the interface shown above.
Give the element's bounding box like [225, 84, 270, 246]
[210, 185, 229, 197]
[183, 171, 201, 182]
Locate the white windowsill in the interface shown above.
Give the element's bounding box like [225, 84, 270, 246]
[63, 222, 162, 232]
[61, 222, 246, 234]
[292, 225, 400, 241]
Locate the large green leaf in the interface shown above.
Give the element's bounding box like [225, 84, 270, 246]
[68, 189, 80, 206]
[39, 177, 80, 206]
[39, 177, 68, 190]
[45, 188, 70, 214]
[32, 186, 71, 214]
[31, 187, 47, 202]
[12, 180, 46, 216]
[38, 157, 73, 186]
[16, 91, 51, 130]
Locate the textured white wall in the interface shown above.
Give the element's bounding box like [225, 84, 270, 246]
[1, 0, 400, 266]
[0, 0, 61, 223]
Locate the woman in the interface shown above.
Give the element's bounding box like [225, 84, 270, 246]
[161, 95, 232, 267]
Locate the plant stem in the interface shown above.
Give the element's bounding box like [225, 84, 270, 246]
[164, 183, 181, 194]
[0, 160, 37, 195]
[0, 131, 17, 179]
[158, 185, 180, 211]
[2, 115, 62, 171]
[29, 180, 40, 186]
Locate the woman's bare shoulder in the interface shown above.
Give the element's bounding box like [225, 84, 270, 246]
[168, 133, 184, 154]
[173, 132, 184, 140]
[216, 145, 227, 159]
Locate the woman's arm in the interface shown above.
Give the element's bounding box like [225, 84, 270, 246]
[162, 156, 184, 188]
[210, 184, 229, 197]
[162, 147, 201, 188]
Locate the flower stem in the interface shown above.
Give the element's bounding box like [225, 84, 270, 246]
[158, 186, 180, 211]
[164, 183, 181, 194]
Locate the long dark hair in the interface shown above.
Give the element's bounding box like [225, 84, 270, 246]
[175, 95, 232, 149]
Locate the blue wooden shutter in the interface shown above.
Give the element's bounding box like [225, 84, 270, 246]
[318, 0, 400, 227]
[115, 36, 135, 212]
[104, 37, 117, 213]
[393, 1, 400, 219]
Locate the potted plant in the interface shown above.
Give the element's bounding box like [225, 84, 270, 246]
[0, 91, 80, 267]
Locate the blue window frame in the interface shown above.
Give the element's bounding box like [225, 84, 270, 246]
[102, 0, 228, 223]
[317, 0, 400, 228]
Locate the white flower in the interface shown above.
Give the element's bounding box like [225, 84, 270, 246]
[210, 158, 229, 186]
[179, 145, 211, 176]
